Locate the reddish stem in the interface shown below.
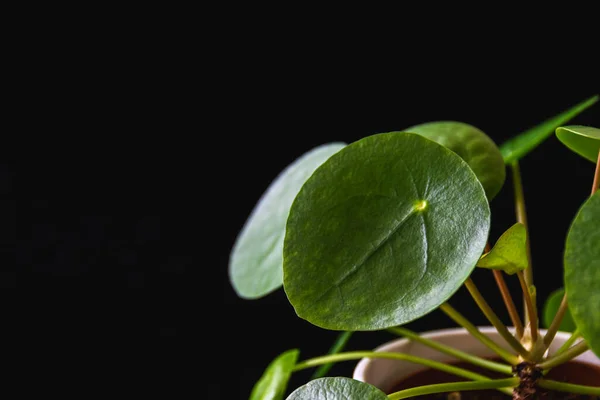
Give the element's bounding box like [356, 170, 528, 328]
[493, 270, 524, 339]
[517, 272, 538, 342]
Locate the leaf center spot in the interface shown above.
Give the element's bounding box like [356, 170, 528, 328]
[413, 199, 428, 212]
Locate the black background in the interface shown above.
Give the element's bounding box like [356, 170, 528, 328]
[9, 52, 599, 398]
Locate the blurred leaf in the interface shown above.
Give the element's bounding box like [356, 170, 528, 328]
[564, 191, 600, 357]
[404, 121, 505, 199]
[556, 125, 600, 162]
[500, 95, 598, 163]
[542, 288, 576, 332]
[230, 143, 345, 299]
[250, 349, 299, 400]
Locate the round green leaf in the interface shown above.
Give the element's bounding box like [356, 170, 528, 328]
[556, 125, 600, 162]
[542, 288, 576, 332]
[230, 143, 346, 299]
[283, 132, 490, 330]
[476, 222, 527, 275]
[404, 121, 505, 200]
[250, 349, 300, 400]
[500, 95, 599, 164]
[564, 191, 600, 357]
[286, 377, 388, 400]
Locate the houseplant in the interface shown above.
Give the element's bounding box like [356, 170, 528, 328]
[229, 95, 600, 399]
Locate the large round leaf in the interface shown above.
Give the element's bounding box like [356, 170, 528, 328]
[283, 132, 490, 330]
[564, 191, 600, 357]
[230, 143, 346, 299]
[542, 288, 576, 332]
[556, 125, 600, 162]
[286, 377, 387, 400]
[250, 349, 299, 400]
[404, 121, 505, 200]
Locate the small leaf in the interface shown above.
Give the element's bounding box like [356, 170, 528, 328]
[542, 288, 576, 332]
[404, 121, 505, 200]
[286, 377, 388, 400]
[556, 125, 600, 162]
[564, 191, 600, 358]
[476, 222, 527, 275]
[229, 143, 345, 299]
[284, 132, 490, 330]
[312, 331, 353, 379]
[250, 349, 300, 400]
[500, 95, 599, 164]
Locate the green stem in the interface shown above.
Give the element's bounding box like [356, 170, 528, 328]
[537, 340, 589, 369]
[387, 378, 518, 399]
[439, 303, 519, 364]
[543, 293, 568, 347]
[311, 331, 353, 379]
[493, 270, 524, 339]
[553, 329, 580, 357]
[538, 379, 600, 396]
[387, 327, 513, 375]
[511, 161, 536, 329]
[464, 278, 530, 358]
[517, 271, 539, 343]
[294, 351, 501, 384]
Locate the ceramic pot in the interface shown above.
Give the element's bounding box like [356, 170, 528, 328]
[353, 327, 600, 394]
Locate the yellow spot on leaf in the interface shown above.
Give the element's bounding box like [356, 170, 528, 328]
[414, 200, 428, 212]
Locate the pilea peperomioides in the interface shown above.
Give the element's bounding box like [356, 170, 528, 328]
[230, 95, 600, 399]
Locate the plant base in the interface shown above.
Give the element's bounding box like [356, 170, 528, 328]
[388, 360, 600, 399]
[512, 362, 542, 400]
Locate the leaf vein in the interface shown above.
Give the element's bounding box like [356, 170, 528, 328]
[314, 207, 416, 303]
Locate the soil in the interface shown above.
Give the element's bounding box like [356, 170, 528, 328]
[388, 359, 600, 399]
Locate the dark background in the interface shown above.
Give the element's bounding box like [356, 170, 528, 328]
[8, 52, 598, 398]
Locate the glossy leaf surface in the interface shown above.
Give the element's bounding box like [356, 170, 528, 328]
[500, 95, 598, 164]
[250, 349, 299, 400]
[286, 377, 387, 400]
[284, 132, 490, 330]
[556, 125, 600, 162]
[230, 143, 346, 299]
[542, 288, 576, 332]
[404, 121, 505, 199]
[476, 222, 527, 275]
[564, 191, 600, 357]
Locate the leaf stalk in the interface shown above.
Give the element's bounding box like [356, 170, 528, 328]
[493, 270, 524, 338]
[537, 341, 589, 369]
[538, 379, 600, 396]
[439, 303, 519, 364]
[517, 271, 538, 343]
[464, 278, 530, 358]
[387, 326, 513, 375]
[543, 294, 568, 347]
[387, 378, 518, 399]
